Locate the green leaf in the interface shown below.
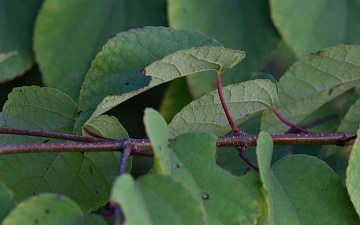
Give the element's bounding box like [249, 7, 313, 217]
[0, 182, 17, 223]
[0, 51, 18, 64]
[2, 193, 107, 225]
[259, 153, 358, 225]
[326, 97, 360, 157]
[144, 46, 245, 76]
[34, 0, 167, 100]
[271, 0, 360, 57]
[169, 132, 263, 224]
[159, 77, 193, 123]
[261, 45, 360, 133]
[168, 0, 280, 97]
[81, 114, 128, 139]
[75, 26, 222, 131]
[169, 79, 277, 137]
[144, 108, 170, 175]
[111, 174, 207, 225]
[0, 0, 43, 82]
[0, 87, 123, 213]
[347, 128, 360, 217]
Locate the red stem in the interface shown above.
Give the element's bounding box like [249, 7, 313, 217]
[216, 72, 242, 135]
[271, 107, 310, 133]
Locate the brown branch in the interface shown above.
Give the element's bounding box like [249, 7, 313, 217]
[0, 132, 355, 155]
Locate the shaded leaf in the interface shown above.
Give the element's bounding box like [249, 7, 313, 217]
[111, 174, 207, 225]
[168, 0, 280, 97]
[0, 0, 43, 82]
[75, 27, 222, 131]
[169, 79, 277, 137]
[271, 0, 360, 56]
[261, 45, 360, 133]
[159, 77, 193, 123]
[169, 132, 263, 224]
[0, 87, 123, 213]
[81, 114, 128, 139]
[259, 152, 358, 224]
[144, 108, 170, 175]
[34, 0, 167, 100]
[0, 51, 18, 64]
[0, 182, 17, 223]
[346, 128, 360, 217]
[2, 193, 107, 225]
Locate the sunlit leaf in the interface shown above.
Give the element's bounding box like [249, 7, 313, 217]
[168, 0, 280, 97]
[111, 174, 207, 225]
[144, 108, 170, 175]
[0, 0, 43, 82]
[169, 79, 277, 137]
[2, 193, 107, 225]
[0, 87, 124, 213]
[271, 0, 360, 57]
[34, 0, 167, 100]
[169, 132, 264, 224]
[75, 27, 222, 131]
[261, 45, 360, 133]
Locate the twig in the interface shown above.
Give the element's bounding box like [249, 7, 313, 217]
[271, 107, 310, 133]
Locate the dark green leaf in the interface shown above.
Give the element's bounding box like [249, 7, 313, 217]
[75, 27, 222, 131]
[271, 0, 360, 56]
[0, 0, 43, 82]
[34, 0, 167, 100]
[168, 0, 280, 97]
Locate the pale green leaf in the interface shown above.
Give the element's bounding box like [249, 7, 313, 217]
[346, 128, 360, 217]
[271, 0, 360, 57]
[2, 193, 106, 225]
[81, 114, 128, 139]
[75, 27, 222, 131]
[0, 0, 43, 82]
[169, 79, 277, 137]
[34, 0, 167, 100]
[260, 154, 358, 225]
[169, 132, 263, 224]
[0, 182, 16, 223]
[144, 46, 245, 78]
[144, 108, 170, 175]
[168, 0, 280, 97]
[111, 174, 207, 225]
[261, 45, 360, 133]
[0, 87, 122, 213]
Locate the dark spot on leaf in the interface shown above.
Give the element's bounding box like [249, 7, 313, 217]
[43, 139, 49, 143]
[96, 191, 99, 194]
[202, 194, 209, 200]
[172, 163, 180, 169]
[34, 220, 38, 224]
[159, 145, 162, 150]
[33, 193, 35, 195]
[109, 93, 114, 95]
[45, 209, 50, 214]
[182, 7, 187, 13]
[125, 82, 129, 85]
[77, 110, 82, 115]
[90, 165, 93, 175]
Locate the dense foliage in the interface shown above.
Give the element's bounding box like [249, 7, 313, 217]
[1, 1, 360, 224]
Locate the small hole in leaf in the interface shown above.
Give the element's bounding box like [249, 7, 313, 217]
[202, 194, 209, 200]
[172, 163, 180, 169]
[125, 82, 129, 85]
